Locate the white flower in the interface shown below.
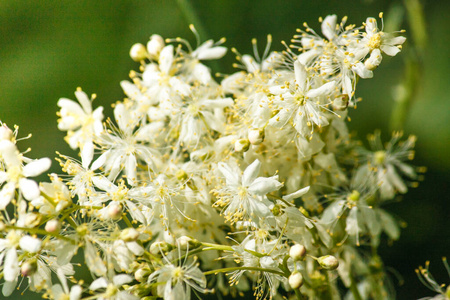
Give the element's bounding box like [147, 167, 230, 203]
[51, 268, 82, 300]
[351, 16, 406, 59]
[148, 246, 209, 300]
[269, 61, 337, 138]
[57, 88, 104, 163]
[356, 131, 419, 200]
[0, 140, 51, 208]
[213, 159, 282, 225]
[89, 274, 139, 300]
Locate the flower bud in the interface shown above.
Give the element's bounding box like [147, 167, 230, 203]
[25, 213, 41, 228]
[21, 258, 38, 277]
[108, 202, 123, 220]
[129, 43, 149, 62]
[135, 268, 151, 283]
[120, 228, 140, 242]
[288, 271, 304, 289]
[234, 139, 250, 152]
[177, 236, 192, 250]
[289, 244, 306, 261]
[147, 34, 165, 58]
[248, 128, 265, 145]
[149, 241, 172, 256]
[318, 255, 339, 270]
[45, 219, 61, 233]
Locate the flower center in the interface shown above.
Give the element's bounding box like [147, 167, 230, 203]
[172, 266, 185, 283]
[347, 190, 360, 202]
[368, 33, 382, 49]
[374, 150, 386, 165]
[294, 93, 306, 106]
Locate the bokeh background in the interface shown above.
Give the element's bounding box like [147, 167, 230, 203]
[0, 0, 448, 299]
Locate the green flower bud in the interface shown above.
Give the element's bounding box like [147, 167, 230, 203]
[21, 258, 38, 277]
[289, 244, 306, 261]
[318, 255, 339, 270]
[288, 271, 304, 289]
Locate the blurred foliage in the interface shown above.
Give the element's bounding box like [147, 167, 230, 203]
[0, 0, 448, 299]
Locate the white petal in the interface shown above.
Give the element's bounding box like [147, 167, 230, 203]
[89, 277, 108, 291]
[113, 274, 133, 286]
[248, 176, 282, 195]
[294, 60, 307, 92]
[23, 158, 51, 177]
[125, 155, 137, 186]
[0, 182, 16, 209]
[218, 162, 240, 187]
[4, 248, 19, 282]
[0, 140, 20, 167]
[159, 45, 174, 74]
[282, 186, 310, 201]
[380, 45, 401, 56]
[321, 15, 337, 41]
[196, 46, 227, 60]
[242, 159, 261, 187]
[19, 236, 42, 253]
[70, 285, 83, 300]
[306, 81, 336, 98]
[2, 279, 17, 296]
[75, 90, 92, 114]
[81, 141, 94, 169]
[19, 178, 40, 200]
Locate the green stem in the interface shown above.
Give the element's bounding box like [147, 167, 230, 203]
[5, 225, 76, 243]
[294, 288, 305, 300]
[349, 272, 363, 300]
[201, 242, 234, 252]
[204, 266, 285, 277]
[389, 0, 426, 131]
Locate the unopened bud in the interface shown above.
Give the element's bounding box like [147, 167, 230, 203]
[129, 43, 149, 62]
[289, 244, 306, 261]
[21, 258, 38, 277]
[147, 34, 165, 58]
[318, 255, 339, 270]
[149, 241, 172, 256]
[248, 128, 265, 145]
[288, 271, 304, 289]
[177, 236, 192, 250]
[120, 228, 139, 242]
[45, 219, 61, 233]
[234, 139, 250, 152]
[108, 202, 123, 220]
[135, 268, 151, 282]
[25, 213, 41, 228]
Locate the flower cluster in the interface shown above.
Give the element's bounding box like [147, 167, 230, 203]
[0, 14, 419, 300]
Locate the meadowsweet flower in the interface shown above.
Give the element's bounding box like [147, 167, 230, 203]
[148, 246, 210, 300]
[89, 274, 139, 300]
[356, 130, 419, 200]
[0, 140, 51, 208]
[213, 159, 282, 225]
[269, 61, 337, 139]
[57, 88, 104, 164]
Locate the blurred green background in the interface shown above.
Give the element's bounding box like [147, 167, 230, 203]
[0, 0, 448, 299]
